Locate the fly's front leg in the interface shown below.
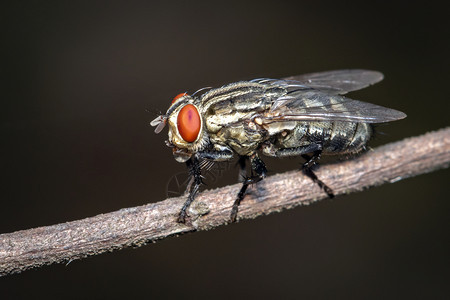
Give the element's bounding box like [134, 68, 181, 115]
[302, 148, 335, 198]
[177, 156, 202, 223]
[178, 148, 234, 223]
[230, 154, 267, 223]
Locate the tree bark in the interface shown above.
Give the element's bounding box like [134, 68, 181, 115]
[1, 128, 449, 276]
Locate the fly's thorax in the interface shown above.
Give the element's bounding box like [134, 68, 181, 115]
[201, 81, 283, 133]
[166, 95, 209, 162]
[199, 81, 286, 154]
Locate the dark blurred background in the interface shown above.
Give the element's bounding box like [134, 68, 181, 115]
[2, 1, 449, 299]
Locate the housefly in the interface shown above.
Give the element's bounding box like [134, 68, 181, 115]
[151, 70, 406, 223]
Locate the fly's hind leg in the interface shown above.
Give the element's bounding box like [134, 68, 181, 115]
[274, 143, 334, 198]
[301, 150, 335, 198]
[230, 154, 267, 223]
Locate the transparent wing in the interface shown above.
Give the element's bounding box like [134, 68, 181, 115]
[262, 91, 406, 124]
[253, 69, 384, 95]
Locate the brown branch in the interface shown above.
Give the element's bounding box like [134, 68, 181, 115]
[1, 128, 449, 276]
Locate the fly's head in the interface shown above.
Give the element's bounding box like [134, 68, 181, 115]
[151, 93, 208, 163]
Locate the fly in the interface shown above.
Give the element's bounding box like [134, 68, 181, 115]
[151, 69, 406, 223]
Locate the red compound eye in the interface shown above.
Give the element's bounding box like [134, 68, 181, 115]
[172, 92, 188, 104]
[177, 104, 201, 142]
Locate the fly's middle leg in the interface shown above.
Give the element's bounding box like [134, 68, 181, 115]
[230, 154, 267, 223]
[237, 156, 247, 182]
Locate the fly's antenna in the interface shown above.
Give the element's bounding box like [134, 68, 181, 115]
[150, 115, 167, 134]
[147, 108, 168, 134]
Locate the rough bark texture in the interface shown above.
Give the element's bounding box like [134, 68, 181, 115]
[1, 128, 449, 276]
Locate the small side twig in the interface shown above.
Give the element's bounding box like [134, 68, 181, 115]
[0, 128, 449, 276]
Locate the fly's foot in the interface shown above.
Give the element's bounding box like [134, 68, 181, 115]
[323, 184, 335, 198]
[177, 210, 187, 223]
[230, 204, 239, 223]
[230, 182, 249, 223]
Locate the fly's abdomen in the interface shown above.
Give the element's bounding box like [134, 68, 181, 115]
[323, 122, 372, 154]
[266, 121, 372, 156]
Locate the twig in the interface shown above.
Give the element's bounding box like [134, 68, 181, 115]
[1, 128, 449, 276]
